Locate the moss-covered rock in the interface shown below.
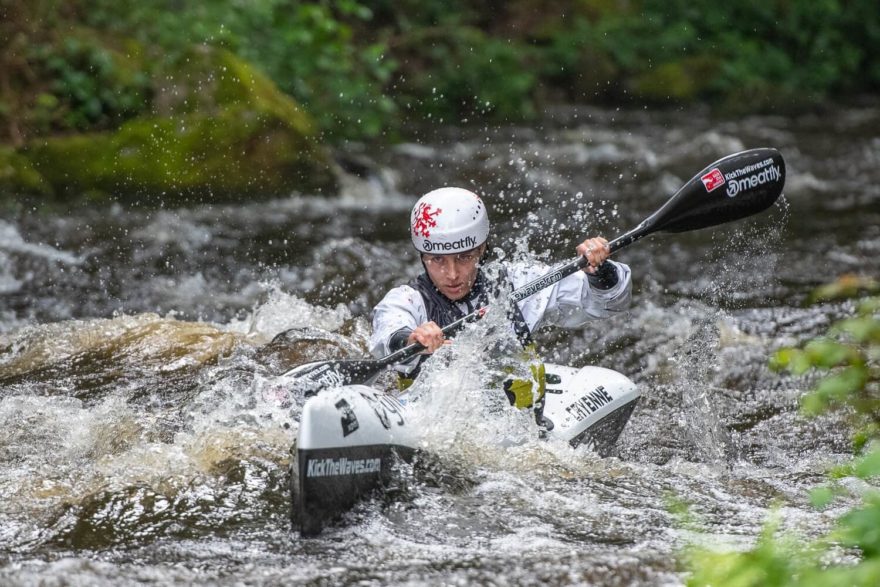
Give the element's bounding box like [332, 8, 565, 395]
[0, 146, 52, 197]
[4, 46, 338, 203]
[630, 56, 721, 102]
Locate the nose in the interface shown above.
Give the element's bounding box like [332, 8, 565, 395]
[441, 258, 461, 279]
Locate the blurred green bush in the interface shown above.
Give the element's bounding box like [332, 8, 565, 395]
[684, 274, 880, 586]
[1, 0, 879, 145]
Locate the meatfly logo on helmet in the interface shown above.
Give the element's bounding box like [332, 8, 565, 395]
[412, 202, 442, 238]
[701, 168, 726, 192]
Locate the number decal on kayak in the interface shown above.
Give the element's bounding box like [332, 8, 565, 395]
[378, 395, 406, 427]
[358, 389, 406, 429]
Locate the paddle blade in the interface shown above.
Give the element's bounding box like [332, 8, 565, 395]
[610, 148, 785, 251]
[663, 147, 785, 232]
[281, 359, 388, 395]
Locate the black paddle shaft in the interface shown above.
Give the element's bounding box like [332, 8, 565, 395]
[283, 147, 785, 391]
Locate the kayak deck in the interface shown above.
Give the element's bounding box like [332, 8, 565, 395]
[289, 364, 640, 535]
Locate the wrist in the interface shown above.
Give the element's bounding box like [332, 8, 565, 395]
[587, 261, 619, 290]
[389, 328, 413, 352]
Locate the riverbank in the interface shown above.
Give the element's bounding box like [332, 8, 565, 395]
[2, 1, 878, 204]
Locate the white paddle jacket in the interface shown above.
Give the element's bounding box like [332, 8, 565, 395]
[370, 260, 632, 374]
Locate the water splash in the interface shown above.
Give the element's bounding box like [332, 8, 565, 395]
[0, 219, 82, 266]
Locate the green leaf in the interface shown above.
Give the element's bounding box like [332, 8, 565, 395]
[854, 445, 880, 479]
[802, 366, 870, 416]
[771, 348, 814, 375]
[809, 485, 836, 509]
[836, 495, 880, 557]
[815, 366, 869, 400]
[804, 338, 861, 369]
[828, 462, 856, 479]
[857, 297, 880, 315]
[835, 316, 880, 344]
[808, 274, 879, 303]
[769, 348, 792, 371]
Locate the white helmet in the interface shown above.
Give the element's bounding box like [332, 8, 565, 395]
[410, 187, 489, 254]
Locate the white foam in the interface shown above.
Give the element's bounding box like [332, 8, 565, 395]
[131, 211, 213, 252]
[0, 219, 81, 265]
[0, 250, 22, 294]
[226, 284, 351, 342]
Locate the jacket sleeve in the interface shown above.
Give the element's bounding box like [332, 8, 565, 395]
[369, 285, 427, 374]
[509, 260, 632, 331]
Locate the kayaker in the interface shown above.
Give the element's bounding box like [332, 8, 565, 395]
[369, 187, 632, 420]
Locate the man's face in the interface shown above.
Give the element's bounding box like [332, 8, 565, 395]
[421, 245, 484, 301]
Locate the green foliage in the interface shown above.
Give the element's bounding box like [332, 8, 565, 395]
[771, 282, 880, 436]
[685, 517, 814, 587]
[685, 452, 880, 586]
[686, 493, 880, 586]
[683, 275, 880, 586]
[81, 0, 397, 140]
[536, 0, 880, 108]
[228, 1, 398, 139]
[0, 146, 51, 195]
[29, 36, 151, 133]
[3, 0, 880, 144]
[808, 484, 837, 509]
[808, 275, 880, 305]
[0, 1, 152, 142]
[835, 489, 880, 558]
[395, 27, 538, 122]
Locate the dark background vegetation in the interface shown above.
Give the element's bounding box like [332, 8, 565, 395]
[3, 0, 879, 146]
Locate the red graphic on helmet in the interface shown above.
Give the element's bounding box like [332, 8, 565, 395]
[412, 203, 442, 238]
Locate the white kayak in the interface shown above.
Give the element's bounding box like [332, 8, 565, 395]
[289, 363, 640, 535]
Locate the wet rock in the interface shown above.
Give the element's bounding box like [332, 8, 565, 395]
[256, 326, 364, 374]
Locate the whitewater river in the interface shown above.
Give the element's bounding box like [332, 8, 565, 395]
[1, 105, 878, 585]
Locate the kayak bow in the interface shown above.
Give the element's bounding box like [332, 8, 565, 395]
[290, 363, 640, 535]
